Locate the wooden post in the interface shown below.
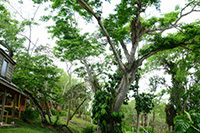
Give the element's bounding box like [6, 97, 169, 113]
[18, 94, 21, 107]
[11, 94, 17, 123]
[4, 110, 8, 124]
[29, 100, 32, 109]
[0, 90, 7, 125]
[24, 97, 27, 111]
[18, 109, 22, 120]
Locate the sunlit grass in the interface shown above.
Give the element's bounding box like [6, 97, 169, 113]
[0, 119, 55, 133]
[0, 115, 97, 133]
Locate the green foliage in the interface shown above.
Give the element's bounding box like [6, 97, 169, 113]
[92, 71, 124, 132]
[12, 52, 62, 105]
[181, 85, 200, 112]
[60, 111, 67, 116]
[149, 75, 166, 92]
[134, 93, 155, 114]
[142, 11, 179, 28]
[70, 110, 74, 116]
[133, 126, 157, 133]
[51, 109, 59, 116]
[174, 111, 200, 133]
[0, 3, 25, 55]
[121, 100, 137, 127]
[81, 126, 95, 133]
[21, 108, 40, 120]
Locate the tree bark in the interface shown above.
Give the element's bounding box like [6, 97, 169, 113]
[144, 113, 147, 127]
[136, 113, 140, 133]
[69, 98, 86, 120]
[23, 90, 48, 125]
[82, 58, 100, 92]
[113, 74, 133, 112]
[0, 40, 13, 57]
[141, 113, 144, 127]
[152, 109, 155, 133]
[66, 64, 72, 127]
[66, 100, 71, 126]
[45, 101, 52, 123]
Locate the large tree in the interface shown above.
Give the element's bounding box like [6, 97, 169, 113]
[35, 0, 200, 131]
[144, 45, 200, 130]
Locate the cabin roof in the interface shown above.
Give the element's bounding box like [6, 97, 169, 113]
[0, 73, 26, 96]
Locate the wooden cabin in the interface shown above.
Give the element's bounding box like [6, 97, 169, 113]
[0, 48, 27, 126]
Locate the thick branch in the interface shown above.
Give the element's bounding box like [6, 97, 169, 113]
[76, 0, 125, 72]
[119, 40, 130, 61]
[81, 57, 100, 92]
[129, 1, 145, 63]
[0, 40, 13, 57]
[138, 42, 200, 65]
[69, 98, 86, 120]
[180, 45, 200, 53]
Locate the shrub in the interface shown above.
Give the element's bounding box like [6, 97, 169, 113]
[21, 108, 39, 120]
[133, 127, 157, 133]
[70, 110, 74, 116]
[51, 109, 59, 115]
[60, 111, 67, 116]
[81, 126, 95, 133]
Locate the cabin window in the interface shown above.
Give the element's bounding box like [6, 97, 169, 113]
[1, 60, 8, 76]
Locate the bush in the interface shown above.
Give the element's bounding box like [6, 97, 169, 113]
[122, 124, 132, 132]
[70, 110, 74, 116]
[60, 111, 67, 116]
[81, 126, 95, 133]
[51, 109, 59, 115]
[21, 108, 39, 120]
[174, 111, 200, 133]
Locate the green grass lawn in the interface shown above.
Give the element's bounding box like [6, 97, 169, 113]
[0, 115, 97, 133]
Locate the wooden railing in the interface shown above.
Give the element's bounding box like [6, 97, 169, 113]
[0, 108, 8, 124]
[0, 105, 21, 123]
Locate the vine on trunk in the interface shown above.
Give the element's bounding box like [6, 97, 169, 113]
[92, 71, 124, 132]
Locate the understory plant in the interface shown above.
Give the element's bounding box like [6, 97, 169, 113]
[174, 110, 200, 133]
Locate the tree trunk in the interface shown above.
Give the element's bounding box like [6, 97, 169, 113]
[0, 40, 13, 57]
[90, 108, 93, 123]
[23, 90, 48, 125]
[78, 108, 81, 118]
[70, 98, 86, 120]
[147, 115, 150, 128]
[66, 68, 72, 127]
[66, 100, 71, 126]
[152, 109, 155, 133]
[141, 113, 144, 127]
[45, 101, 52, 123]
[113, 74, 134, 112]
[144, 113, 147, 127]
[136, 113, 140, 133]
